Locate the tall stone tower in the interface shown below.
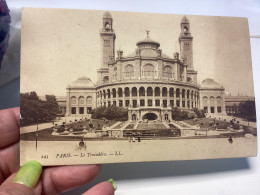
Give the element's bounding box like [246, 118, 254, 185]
[100, 11, 116, 68]
[179, 16, 193, 70]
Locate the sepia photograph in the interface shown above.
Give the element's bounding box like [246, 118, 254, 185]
[20, 8, 257, 166]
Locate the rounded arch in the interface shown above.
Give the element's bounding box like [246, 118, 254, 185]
[155, 87, 160, 96]
[182, 89, 186, 98]
[113, 67, 117, 80]
[187, 89, 190, 99]
[143, 64, 155, 77]
[202, 96, 208, 105]
[184, 26, 189, 32]
[103, 89, 106, 99]
[99, 90, 102, 99]
[216, 96, 222, 105]
[162, 87, 167, 97]
[124, 64, 134, 77]
[112, 88, 116, 98]
[103, 76, 109, 83]
[163, 65, 173, 78]
[147, 87, 153, 96]
[143, 113, 158, 120]
[78, 96, 84, 105]
[139, 86, 145, 96]
[132, 87, 137, 97]
[210, 96, 215, 106]
[176, 88, 180, 98]
[187, 77, 192, 83]
[169, 88, 174, 97]
[71, 96, 76, 104]
[125, 87, 130, 97]
[86, 96, 92, 105]
[107, 89, 111, 98]
[191, 90, 194, 99]
[118, 87, 123, 97]
[104, 22, 110, 29]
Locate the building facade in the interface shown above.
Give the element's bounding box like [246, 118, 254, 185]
[65, 11, 226, 120]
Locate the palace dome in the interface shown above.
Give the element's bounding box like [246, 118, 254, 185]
[200, 78, 224, 89]
[124, 35, 171, 59]
[67, 76, 95, 89]
[136, 36, 160, 49]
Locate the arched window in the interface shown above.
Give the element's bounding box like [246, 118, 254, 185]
[210, 97, 215, 106]
[79, 96, 84, 105]
[217, 97, 222, 105]
[105, 22, 110, 29]
[169, 88, 174, 97]
[132, 87, 137, 97]
[86, 96, 92, 105]
[139, 87, 145, 96]
[103, 76, 109, 83]
[203, 97, 208, 105]
[112, 88, 116, 98]
[155, 87, 160, 97]
[107, 89, 111, 98]
[217, 97, 222, 113]
[163, 65, 173, 78]
[71, 96, 76, 104]
[124, 64, 134, 77]
[118, 88, 123, 97]
[143, 64, 155, 77]
[182, 89, 185, 98]
[176, 88, 180, 98]
[113, 67, 117, 80]
[103, 90, 106, 99]
[125, 87, 130, 97]
[187, 77, 192, 83]
[99, 91, 102, 99]
[187, 90, 190, 99]
[162, 87, 167, 97]
[147, 87, 153, 96]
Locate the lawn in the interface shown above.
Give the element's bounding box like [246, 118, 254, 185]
[183, 118, 257, 135]
[21, 119, 118, 141]
[137, 123, 167, 130]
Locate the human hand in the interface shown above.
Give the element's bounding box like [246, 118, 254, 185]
[0, 107, 116, 195]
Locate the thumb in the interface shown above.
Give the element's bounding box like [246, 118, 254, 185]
[0, 161, 42, 195]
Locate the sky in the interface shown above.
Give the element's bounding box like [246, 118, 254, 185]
[20, 8, 255, 97]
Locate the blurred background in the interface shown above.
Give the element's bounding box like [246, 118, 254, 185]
[1, 0, 259, 194]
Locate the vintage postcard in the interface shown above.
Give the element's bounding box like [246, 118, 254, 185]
[20, 8, 257, 166]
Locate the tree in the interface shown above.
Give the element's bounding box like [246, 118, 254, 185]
[193, 108, 205, 118]
[91, 106, 106, 119]
[44, 95, 60, 121]
[172, 107, 190, 121]
[20, 92, 60, 126]
[238, 101, 256, 122]
[91, 106, 128, 121]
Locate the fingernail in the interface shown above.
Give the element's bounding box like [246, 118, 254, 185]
[13, 160, 42, 188]
[108, 178, 117, 191]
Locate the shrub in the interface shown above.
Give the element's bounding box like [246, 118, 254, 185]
[193, 108, 205, 118]
[91, 106, 128, 121]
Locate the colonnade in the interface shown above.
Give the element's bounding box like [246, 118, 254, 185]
[97, 86, 199, 109]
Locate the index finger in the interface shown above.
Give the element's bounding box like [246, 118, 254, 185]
[0, 107, 20, 148]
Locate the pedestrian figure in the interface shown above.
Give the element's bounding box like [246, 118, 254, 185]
[228, 136, 233, 144]
[79, 138, 85, 147]
[137, 133, 141, 142]
[89, 122, 94, 129]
